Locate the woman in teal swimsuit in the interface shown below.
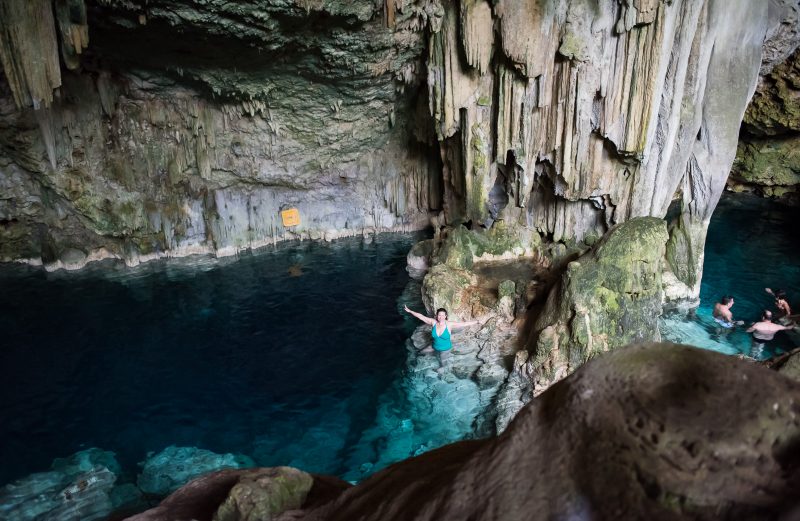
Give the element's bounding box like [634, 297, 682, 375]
[403, 306, 479, 369]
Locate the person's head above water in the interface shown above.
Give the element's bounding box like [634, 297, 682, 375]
[435, 308, 448, 322]
[762, 310, 773, 321]
[775, 290, 788, 300]
[720, 296, 734, 306]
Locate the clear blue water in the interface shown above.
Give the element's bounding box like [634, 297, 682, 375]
[2, 193, 796, 492]
[662, 193, 800, 359]
[0, 234, 427, 486]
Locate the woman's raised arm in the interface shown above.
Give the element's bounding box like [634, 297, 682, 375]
[448, 319, 480, 329]
[404, 305, 436, 326]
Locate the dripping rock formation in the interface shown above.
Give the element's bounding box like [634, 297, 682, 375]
[0, 0, 795, 300]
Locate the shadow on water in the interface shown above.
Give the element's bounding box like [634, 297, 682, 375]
[662, 193, 800, 359]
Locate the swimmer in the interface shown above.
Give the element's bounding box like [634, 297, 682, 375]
[403, 305, 479, 370]
[765, 288, 793, 322]
[712, 296, 744, 329]
[746, 310, 797, 357]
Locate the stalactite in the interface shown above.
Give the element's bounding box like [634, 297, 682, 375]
[494, 64, 529, 165]
[96, 71, 118, 117]
[494, 0, 563, 79]
[600, 3, 665, 158]
[53, 0, 89, 70]
[385, 0, 396, 29]
[427, 1, 479, 140]
[459, 0, 493, 75]
[34, 106, 57, 169]
[0, 0, 62, 109]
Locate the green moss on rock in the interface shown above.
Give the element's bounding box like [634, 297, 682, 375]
[731, 138, 800, 189]
[213, 467, 313, 521]
[435, 222, 541, 270]
[743, 47, 800, 136]
[532, 217, 669, 390]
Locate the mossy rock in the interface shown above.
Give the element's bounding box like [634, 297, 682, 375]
[497, 280, 516, 299]
[435, 222, 540, 270]
[421, 264, 476, 319]
[732, 138, 800, 189]
[213, 467, 313, 521]
[743, 47, 800, 136]
[533, 217, 669, 388]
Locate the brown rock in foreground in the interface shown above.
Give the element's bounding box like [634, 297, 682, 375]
[303, 344, 800, 521]
[124, 469, 348, 521]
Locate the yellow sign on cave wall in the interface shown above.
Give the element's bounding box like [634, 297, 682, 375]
[280, 208, 300, 227]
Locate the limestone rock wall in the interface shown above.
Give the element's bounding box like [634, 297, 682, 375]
[1, 0, 798, 284]
[530, 217, 669, 394]
[0, 0, 441, 269]
[732, 45, 800, 200]
[425, 0, 790, 303]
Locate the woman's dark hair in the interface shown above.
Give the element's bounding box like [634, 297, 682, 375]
[776, 290, 787, 300]
[436, 308, 448, 318]
[721, 296, 734, 305]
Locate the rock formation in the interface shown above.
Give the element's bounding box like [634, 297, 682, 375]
[0, 0, 797, 300]
[137, 446, 255, 497]
[425, 0, 799, 305]
[530, 217, 669, 394]
[732, 44, 800, 201]
[126, 344, 800, 521]
[124, 468, 349, 521]
[0, 0, 440, 269]
[0, 448, 143, 521]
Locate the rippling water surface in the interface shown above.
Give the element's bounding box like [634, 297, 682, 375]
[662, 193, 800, 359]
[0, 233, 426, 485]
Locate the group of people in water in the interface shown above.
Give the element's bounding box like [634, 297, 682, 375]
[406, 286, 798, 370]
[713, 287, 799, 354]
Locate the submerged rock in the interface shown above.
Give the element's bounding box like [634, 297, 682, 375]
[0, 448, 135, 521]
[335, 312, 520, 482]
[406, 239, 434, 279]
[137, 446, 255, 497]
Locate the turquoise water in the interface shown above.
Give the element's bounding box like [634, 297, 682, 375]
[2, 192, 795, 503]
[0, 234, 430, 487]
[661, 193, 800, 359]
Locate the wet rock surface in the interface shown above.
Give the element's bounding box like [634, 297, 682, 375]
[137, 446, 255, 497]
[0, 448, 143, 521]
[531, 217, 670, 393]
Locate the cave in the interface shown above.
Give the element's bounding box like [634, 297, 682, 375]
[1, 1, 800, 520]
